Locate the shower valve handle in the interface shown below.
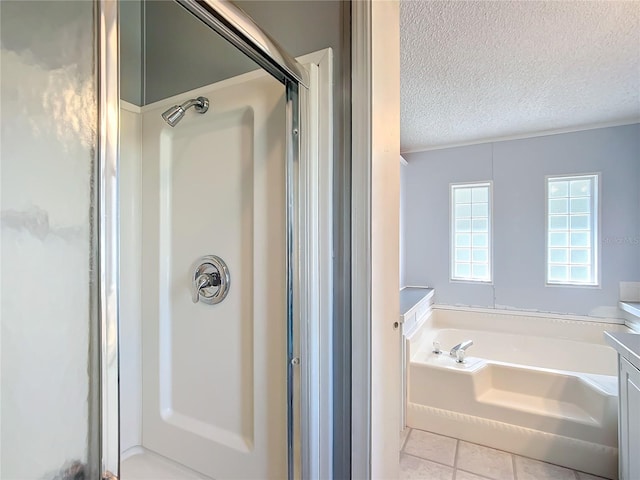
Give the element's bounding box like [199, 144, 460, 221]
[191, 255, 230, 305]
[193, 274, 214, 303]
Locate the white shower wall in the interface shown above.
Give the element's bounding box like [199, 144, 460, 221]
[119, 69, 288, 478]
[120, 103, 143, 452]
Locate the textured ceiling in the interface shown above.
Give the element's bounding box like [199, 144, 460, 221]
[400, 1, 640, 153]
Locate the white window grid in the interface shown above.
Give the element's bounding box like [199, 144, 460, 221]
[546, 174, 599, 286]
[450, 182, 492, 282]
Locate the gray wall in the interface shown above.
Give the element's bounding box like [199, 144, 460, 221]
[402, 124, 640, 318]
[143, 0, 344, 104]
[143, 0, 256, 104]
[120, 0, 143, 105]
[120, 0, 345, 106]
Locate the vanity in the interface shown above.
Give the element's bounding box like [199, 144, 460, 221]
[605, 331, 640, 480]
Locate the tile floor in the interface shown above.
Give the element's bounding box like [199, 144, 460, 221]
[400, 428, 610, 480]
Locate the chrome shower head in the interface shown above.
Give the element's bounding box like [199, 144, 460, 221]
[161, 96, 209, 127]
[161, 105, 186, 126]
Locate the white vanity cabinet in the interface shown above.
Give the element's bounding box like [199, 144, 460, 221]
[619, 356, 640, 480]
[605, 332, 640, 480]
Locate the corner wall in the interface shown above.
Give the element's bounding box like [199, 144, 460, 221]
[402, 124, 640, 318]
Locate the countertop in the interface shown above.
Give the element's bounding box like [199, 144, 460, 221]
[605, 331, 640, 371]
[400, 287, 434, 316]
[620, 301, 640, 318]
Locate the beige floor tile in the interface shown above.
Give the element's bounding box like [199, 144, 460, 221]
[456, 442, 514, 480]
[455, 470, 492, 480]
[403, 429, 457, 466]
[400, 454, 454, 480]
[514, 456, 576, 480]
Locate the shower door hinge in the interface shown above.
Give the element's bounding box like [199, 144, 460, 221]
[102, 471, 118, 480]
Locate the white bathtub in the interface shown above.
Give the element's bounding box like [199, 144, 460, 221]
[406, 307, 631, 479]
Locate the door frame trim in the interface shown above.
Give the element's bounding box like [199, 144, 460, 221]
[350, 0, 373, 478]
[351, 1, 402, 478]
[297, 49, 335, 480]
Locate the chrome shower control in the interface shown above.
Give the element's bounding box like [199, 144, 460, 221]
[191, 255, 230, 305]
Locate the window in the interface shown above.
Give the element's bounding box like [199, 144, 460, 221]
[451, 182, 491, 282]
[546, 174, 598, 285]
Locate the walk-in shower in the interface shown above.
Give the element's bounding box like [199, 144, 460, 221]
[115, 1, 309, 477]
[1, 0, 331, 478]
[111, 0, 335, 479]
[161, 96, 209, 127]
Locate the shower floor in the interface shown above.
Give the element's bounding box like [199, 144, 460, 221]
[120, 447, 211, 479]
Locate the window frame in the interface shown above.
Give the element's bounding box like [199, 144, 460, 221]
[449, 181, 493, 284]
[544, 173, 600, 287]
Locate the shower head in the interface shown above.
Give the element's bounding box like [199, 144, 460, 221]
[161, 96, 209, 127]
[161, 105, 186, 127]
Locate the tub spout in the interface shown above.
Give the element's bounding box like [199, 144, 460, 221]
[450, 340, 473, 357]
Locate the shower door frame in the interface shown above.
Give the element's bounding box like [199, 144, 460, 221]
[98, 0, 328, 479]
[98, 1, 120, 478]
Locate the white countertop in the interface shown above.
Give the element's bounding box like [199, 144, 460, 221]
[620, 301, 640, 318]
[400, 287, 434, 316]
[605, 331, 640, 371]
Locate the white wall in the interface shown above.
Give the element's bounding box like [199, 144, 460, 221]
[402, 124, 640, 318]
[139, 72, 288, 479]
[0, 1, 97, 477]
[119, 104, 143, 453]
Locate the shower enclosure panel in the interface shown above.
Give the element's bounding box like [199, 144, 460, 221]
[0, 1, 102, 478]
[141, 71, 287, 479]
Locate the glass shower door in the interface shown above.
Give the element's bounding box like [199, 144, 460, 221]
[0, 1, 101, 478]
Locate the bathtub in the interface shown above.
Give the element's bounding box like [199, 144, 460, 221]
[406, 306, 631, 479]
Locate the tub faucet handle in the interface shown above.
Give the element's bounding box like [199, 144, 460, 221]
[450, 339, 473, 357]
[433, 341, 442, 354]
[455, 349, 467, 364]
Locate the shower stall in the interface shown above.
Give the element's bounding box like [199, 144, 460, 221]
[1, 1, 333, 478]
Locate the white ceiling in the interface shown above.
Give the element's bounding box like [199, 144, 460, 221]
[400, 0, 640, 153]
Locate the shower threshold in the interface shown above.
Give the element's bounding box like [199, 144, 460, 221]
[120, 446, 212, 479]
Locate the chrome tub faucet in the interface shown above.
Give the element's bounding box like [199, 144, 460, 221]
[449, 340, 473, 363]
